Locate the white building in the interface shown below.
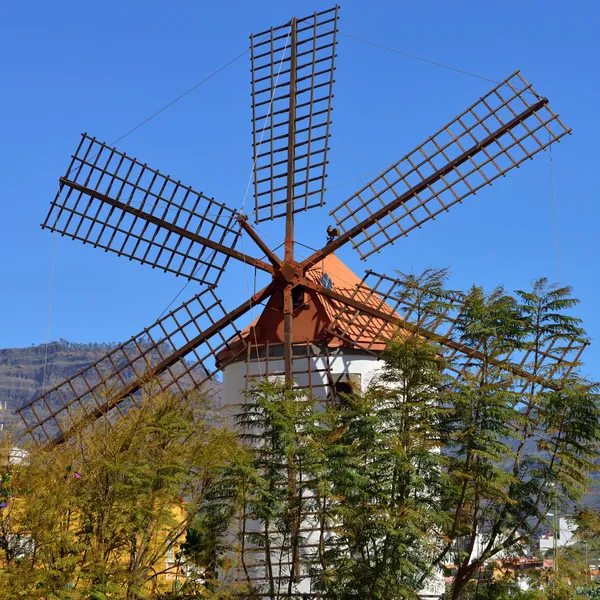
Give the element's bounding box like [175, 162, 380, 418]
[537, 517, 577, 552]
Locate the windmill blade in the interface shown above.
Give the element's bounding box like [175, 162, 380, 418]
[17, 283, 276, 445]
[250, 6, 338, 223]
[43, 134, 265, 286]
[305, 71, 570, 264]
[242, 340, 341, 402]
[301, 270, 586, 390]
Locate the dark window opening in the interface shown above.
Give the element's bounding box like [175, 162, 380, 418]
[292, 286, 306, 310]
[333, 374, 361, 405]
[334, 381, 353, 397]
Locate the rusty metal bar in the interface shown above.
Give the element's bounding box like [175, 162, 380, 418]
[283, 285, 294, 386]
[59, 178, 274, 275]
[44, 134, 242, 285]
[282, 17, 298, 389]
[285, 16, 298, 263]
[301, 72, 570, 267]
[237, 215, 281, 267]
[17, 283, 277, 445]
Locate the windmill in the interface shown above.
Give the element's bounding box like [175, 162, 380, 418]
[17, 5, 582, 452]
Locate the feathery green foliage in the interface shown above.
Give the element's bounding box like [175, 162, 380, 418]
[0, 390, 246, 599]
[223, 275, 597, 599]
[0, 274, 595, 600]
[438, 278, 598, 599]
[314, 335, 449, 599]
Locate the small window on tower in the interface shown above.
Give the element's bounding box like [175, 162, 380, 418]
[292, 286, 306, 310]
[334, 380, 353, 397]
[333, 373, 361, 404]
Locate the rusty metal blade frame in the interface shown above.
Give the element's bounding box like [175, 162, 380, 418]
[300, 276, 586, 391]
[17, 283, 277, 445]
[301, 71, 571, 268]
[250, 6, 339, 223]
[56, 177, 275, 276]
[367, 271, 587, 386]
[361, 272, 580, 383]
[44, 134, 246, 285]
[242, 340, 338, 402]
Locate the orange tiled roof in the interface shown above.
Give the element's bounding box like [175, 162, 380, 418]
[305, 254, 402, 351]
[221, 254, 402, 358]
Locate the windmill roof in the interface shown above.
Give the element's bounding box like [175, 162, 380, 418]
[305, 254, 401, 349]
[217, 254, 401, 364]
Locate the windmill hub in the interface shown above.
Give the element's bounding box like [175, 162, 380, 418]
[276, 260, 303, 284]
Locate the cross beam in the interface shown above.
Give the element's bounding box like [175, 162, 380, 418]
[300, 278, 563, 391]
[60, 178, 276, 276]
[48, 282, 277, 445]
[237, 215, 281, 268]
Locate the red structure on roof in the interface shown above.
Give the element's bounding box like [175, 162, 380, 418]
[217, 254, 400, 364]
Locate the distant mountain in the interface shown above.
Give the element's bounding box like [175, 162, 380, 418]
[0, 339, 220, 435]
[505, 432, 600, 511]
[0, 340, 121, 431]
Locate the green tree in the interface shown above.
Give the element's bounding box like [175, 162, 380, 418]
[315, 334, 449, 599]
[0, 387, 246, 599]
[230, 380, 326, 599]
[227, 275, 598, 600]
[10, 275, 594, 600]
[436, 279, 598, 599]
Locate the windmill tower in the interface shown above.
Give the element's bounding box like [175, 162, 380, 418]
[16, 5, 585, 597]
[219, 253, 392, 413]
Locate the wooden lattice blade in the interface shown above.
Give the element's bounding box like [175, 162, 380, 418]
[326, 71, 571, 260]
[43, 134, 241, 286]
[242, 340, 347, 402]
[250, 6, 338, 223]
[304, 270, 586, 390]
[17, 284, 275, 445]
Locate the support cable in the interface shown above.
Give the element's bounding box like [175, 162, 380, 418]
[111, 47, 250, 147]
[64, 47, 252, 189]
[324, 30, 534, 194]
[338, 31, 498, 85]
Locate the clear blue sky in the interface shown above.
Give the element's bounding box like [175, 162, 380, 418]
[1, 1, 598, 378]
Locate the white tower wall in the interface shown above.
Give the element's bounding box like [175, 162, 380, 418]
[222, 350, 386, 408]
[220, 348, 444, 599]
